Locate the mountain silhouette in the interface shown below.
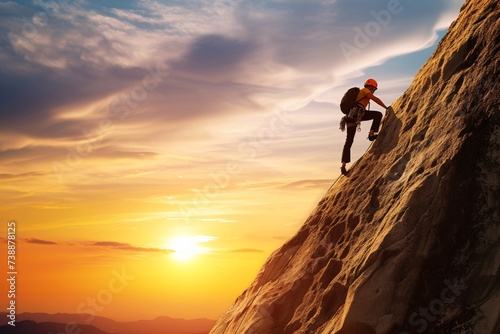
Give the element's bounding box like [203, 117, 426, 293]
[0, 313, 215, 334]
[0, 320, 110, 334]
[210, 0, 500, 333]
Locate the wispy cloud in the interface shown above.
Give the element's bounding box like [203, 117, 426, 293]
[227, 248, 263, 253]
[0, 171, 47, 181]
[91, 241, 171, 253]
[23, 237, 171, 253]
[26, 237, 58, 245]
[280, 179, 332, 190]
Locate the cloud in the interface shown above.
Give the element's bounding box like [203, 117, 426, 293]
[0, 64, 144, 143]
[26, 237, 58, 245]
[280, 179, 332, 190]
[22, 237, 171, 253]
[173, 34, 256, 75]
[235, 0, 463, 77]
[91, 241, 171, 253]
[0, 171, 47, 181]
[227, 248, 263, 253]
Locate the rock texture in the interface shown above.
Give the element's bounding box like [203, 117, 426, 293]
[210, 0, 500, 333]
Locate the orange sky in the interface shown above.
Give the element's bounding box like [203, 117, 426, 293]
[1, 175, 327, 320]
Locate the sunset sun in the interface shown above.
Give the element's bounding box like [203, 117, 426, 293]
[168, 235, 216, 261]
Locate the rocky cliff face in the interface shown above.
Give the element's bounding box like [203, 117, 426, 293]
[210, 0, 500, 333]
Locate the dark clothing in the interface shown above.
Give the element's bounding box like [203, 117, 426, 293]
[341, 110, 382, 163]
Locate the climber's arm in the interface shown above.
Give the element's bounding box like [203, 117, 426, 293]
[366, 92, 388, 109]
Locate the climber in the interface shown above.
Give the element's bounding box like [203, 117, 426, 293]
[340, 78, 389, 176]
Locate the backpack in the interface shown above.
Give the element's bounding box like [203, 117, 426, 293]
[340, 87, 361, 114]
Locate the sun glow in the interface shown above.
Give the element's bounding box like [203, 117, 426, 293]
[168, 235, 216, 261]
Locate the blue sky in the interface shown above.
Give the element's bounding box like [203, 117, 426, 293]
[0, 0, 465, 320]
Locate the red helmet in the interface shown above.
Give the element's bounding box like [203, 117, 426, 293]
[364, 78, 378, 89]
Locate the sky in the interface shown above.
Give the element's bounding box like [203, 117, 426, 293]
[0, 0, 464, 323]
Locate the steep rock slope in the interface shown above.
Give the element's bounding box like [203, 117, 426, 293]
[210, 0, 499, 333]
